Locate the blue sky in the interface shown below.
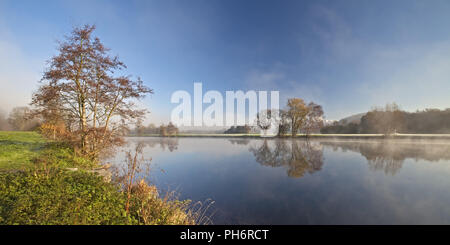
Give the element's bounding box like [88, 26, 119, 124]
[1, 0, 450, 124]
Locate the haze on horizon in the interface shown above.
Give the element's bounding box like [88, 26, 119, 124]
[1, 0, 450, 125]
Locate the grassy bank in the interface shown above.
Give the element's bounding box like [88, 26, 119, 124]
[0, 131, 206, 225]
[0, 131, 94, 170]
[0, 131, 47, 169]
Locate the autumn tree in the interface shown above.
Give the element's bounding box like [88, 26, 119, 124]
[287, 98, 309, 137]
[249, 139, 324, 178]
[31, 25, 153, 158]
[31, 84, 71, 139]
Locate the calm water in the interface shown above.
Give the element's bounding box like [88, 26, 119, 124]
[107, 137, 450, 224]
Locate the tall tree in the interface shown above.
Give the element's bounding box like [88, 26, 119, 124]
[287, 98, 309, 137]
[276, 109, 290, 136]
[303, 102, 324, 136]
[256, 109, 290, 136]
[32, 25, 153, 158]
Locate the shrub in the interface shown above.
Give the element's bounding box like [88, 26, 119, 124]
[128, 180, 195, 225]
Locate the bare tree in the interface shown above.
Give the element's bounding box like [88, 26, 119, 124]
[256, 109, 273, 134]
[276, 109, 290, 136]
[303, 102, 324, 136]
[256, 109, 290, 136]
[31, 25, 153, 158]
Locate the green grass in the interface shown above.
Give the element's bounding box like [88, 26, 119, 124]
[0, 169, 132, 225]
[0, 131, 95, 170]
[0, 131, 48, 170]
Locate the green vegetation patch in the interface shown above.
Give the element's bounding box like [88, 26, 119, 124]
[0, 170, 133, 225]
[0, 131, 202, 225]
[0, 169, 202, 225]
[0, 131, 95, 170]
[0, 131, 47, 170]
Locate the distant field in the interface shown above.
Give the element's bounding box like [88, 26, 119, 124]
[0, 131, 47, 170]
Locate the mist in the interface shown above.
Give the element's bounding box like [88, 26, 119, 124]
[0, 109, 12, 131]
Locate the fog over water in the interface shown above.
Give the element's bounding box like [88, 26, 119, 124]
[107, 137, 450, 224]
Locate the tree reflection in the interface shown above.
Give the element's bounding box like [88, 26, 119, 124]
[135, 138, 179, 152]
[228, 139, 251, 145]
[249, 139, 324, 178]
[321, 140, 450, 175]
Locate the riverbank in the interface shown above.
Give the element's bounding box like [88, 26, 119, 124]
[0, 131, 206, 225]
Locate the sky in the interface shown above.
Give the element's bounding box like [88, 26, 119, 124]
[1, 0, 450, 124]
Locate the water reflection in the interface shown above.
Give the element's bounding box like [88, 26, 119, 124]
[321, 140, 450, 175]
[128, 137, 450, 177]
[114, 137, 450, 224]
[133, 137, 179, 152]
[249, 139, 324, 178]
[228, 139, 251, 145]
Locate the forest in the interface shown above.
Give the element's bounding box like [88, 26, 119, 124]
[321, 104, 450, 134]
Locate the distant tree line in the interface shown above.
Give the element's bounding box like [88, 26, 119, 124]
[224, 125, 251, 134]
[133, 122, 179, 136]
[321, 103, 450, 134]
[160, 122, 179, 136]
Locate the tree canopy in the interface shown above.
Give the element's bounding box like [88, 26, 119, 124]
[31, 25, 153, 158]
